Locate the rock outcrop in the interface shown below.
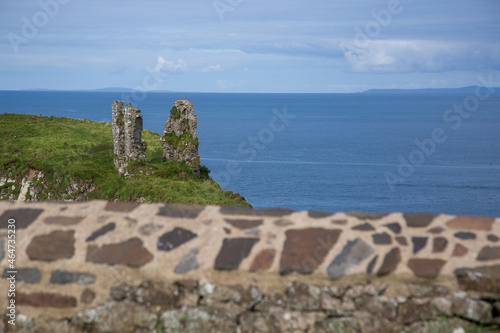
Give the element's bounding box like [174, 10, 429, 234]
[0, 169, 96, 202]
[160, 100, 200, 176]
[112, 101, 147, 175]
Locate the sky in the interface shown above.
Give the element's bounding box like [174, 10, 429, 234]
[1, 0, 499, 93]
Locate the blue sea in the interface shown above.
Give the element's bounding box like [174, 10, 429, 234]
[1, 91, 499, 217]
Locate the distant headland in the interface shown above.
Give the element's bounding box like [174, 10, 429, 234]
[362, 86, 500, 94]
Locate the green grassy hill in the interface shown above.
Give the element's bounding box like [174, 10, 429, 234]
[0, 113, 248, 206]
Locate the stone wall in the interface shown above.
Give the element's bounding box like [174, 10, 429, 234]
[112, 101, 147, 175]
[0, 201, 499, 332]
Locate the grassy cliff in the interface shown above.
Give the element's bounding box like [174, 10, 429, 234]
[0, 113, 248, 206]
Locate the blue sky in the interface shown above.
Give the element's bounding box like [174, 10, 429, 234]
[1, 0, 499, 92]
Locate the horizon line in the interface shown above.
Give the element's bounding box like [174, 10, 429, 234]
[0, 85, 499, 94]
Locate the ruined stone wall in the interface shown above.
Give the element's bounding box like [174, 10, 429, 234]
[0, 201, 499, 332]
[112, 101, 147, 175]
[160, 100, 200, 176]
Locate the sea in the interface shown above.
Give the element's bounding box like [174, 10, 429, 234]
[1, 90, 499, 217]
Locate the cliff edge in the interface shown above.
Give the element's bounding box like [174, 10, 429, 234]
[0, 111, 247, 206]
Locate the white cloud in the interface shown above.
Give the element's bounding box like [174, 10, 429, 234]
[341, 40, 500, 73]
[202, 64, 221, 72]
[152, 56, 187, 73]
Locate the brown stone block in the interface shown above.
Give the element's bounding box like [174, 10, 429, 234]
[17, 292, 77, 308]
[280, 228, 341, 275]
[407, 258, 446, 279]
[477, 246, 500, 261]
[86, 237, 153, 268]
[452, 243, 468, 257]
[250, 249, 276, 272]
[488, 234, 500, 242]
[26, 230, 75, 261]
[446, 216, 495, 231]
[395, 236, 408, 246]
[432, 237, 448, 253]
[404, 213, 438, 228]
[427, 226, 445, 234]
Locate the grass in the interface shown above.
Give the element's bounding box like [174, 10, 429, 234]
[169, 106, 181, 119]
[0, 113, 249, 206]
[162, 131, 199, 149]
[162, 108, 199, 148]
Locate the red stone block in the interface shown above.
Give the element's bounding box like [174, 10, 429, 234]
[86, 237, 153, 268]
[407, 258, 446, 279]
[17, 292, 77, 308]
[250, 249, 276, 272]
[452, 244, 468, 257]
[280, 228, 341, 275]
[26, 230, 75, 261]
[446, 216, 495, 231]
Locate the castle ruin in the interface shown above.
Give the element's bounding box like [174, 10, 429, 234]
[112, 100, 200, 177]
[112, 101, 147, 175]
[160, 100, 200, 177]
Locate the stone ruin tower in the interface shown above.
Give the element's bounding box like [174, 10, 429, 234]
[160, 100, 200, 177]
[112, 101, 147, 175]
